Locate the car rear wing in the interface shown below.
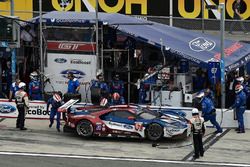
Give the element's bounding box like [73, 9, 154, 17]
[58, 99, 79, 112]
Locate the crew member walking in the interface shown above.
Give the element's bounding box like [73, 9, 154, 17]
[190, 108, 206, 159]
[47, 93, 63, 132]
[15, 82, 29, 130]
[196, 92, 222, 133]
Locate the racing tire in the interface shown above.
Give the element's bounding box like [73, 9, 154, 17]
[76, 120, 94, 137]
[146, 123, 163, 141]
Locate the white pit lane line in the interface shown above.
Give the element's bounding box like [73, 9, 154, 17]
[0, 151, 250, 167]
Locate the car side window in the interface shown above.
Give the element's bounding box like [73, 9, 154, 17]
[113, 110, 135, 119]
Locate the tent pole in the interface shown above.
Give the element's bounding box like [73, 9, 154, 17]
[95, 0, 99, 70]
[219, 3, 225, 109]
[39, 0, 44, 97]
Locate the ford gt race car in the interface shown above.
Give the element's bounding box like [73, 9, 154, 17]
[63, 104, 190, 141]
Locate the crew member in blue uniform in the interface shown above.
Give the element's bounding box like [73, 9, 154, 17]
[29, 71, 42, 100]
[9, 78, 21, 102]
[138, 67, 157, 104]
[230, 84, 246, 133]
[110, 74, 125, 96]
[67, 72, 80, 94]
[196, 92, 222, 133]
[110, 92, 125, 105]
[91, 72, 110, 99]
[2, 61, 12, 95]
[47, 93, 63, 132]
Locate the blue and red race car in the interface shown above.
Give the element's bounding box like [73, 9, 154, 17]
[62, 104, 190, 141]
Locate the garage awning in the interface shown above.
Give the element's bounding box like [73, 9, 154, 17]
[31, 11, 250, 72]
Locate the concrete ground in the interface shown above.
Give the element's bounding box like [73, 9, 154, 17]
[0, 118, 249, 165]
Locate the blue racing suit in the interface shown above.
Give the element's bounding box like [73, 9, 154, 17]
[10, 82, 19, 99]
[91, 80, 110, 98]
[47, 97, 62, 130]
[201, 97, 222, 133]
[231, 90, 246, 132]
[67, 78, 80, 94]
[29, 80, 42, 100]
[139, 75, 157, 104]
[110, 80, 125, 96]
[110, 96, 125, 105]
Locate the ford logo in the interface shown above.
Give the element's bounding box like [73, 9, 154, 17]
[54, 58, 67, 63]
[189, 37, 216, 52]
[123, 125, 133, 129]
[60, 69, 86, 79]
[0, 104, 16, 114]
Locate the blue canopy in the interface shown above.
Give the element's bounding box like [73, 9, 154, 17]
[32, 11, 250, 72]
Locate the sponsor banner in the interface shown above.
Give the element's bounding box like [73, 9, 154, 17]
[47, 41, 96, 52]
[1, 0, 250, 20]
[0, 99, 49, 119]
[44, 53, 97, 102]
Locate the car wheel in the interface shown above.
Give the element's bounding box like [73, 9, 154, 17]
[76, 120, 93, 137]
[146, 123, 163, 141]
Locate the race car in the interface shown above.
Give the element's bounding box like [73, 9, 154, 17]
[63, 105, 190, 141]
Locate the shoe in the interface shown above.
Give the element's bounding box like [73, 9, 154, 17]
[193, 155, 199, 159]
[214, 130, 222, 134]
[237, 130, 245, 133]
[152, 143, 160, 147]
[244, 32, 249, 35]
[228, 32, 233, 35]
[57, 128, 61, 132]
[49, 124, 52, 128]
[20, 127, 27, 130]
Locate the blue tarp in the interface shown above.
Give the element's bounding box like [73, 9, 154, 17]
[32, 11, 250, 72]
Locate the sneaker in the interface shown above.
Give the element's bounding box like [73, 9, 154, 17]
[244, 32, 249, 35]
[228, 32, 233, 35]
[214, 130, 222, 134]
[237, 130, 245, 134]
[57, 128, 61, 132]
[193, 155, 199, 159]
[49, 124, 52, 128]
[20, 127, 27, 130]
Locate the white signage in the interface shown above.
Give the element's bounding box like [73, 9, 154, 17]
[44, 53, 97, 102]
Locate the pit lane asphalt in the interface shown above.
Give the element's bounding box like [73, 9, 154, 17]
[0, 119, 250, 166]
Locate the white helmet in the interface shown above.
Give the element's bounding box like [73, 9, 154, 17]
[236, 77, 244, 84]
[235, 84, 243, 93]
[53, 93, 62, 102]
[192, 108, 199, 115]
[100, 98, 108, 107]
[18, 82, 26, 89]
[30, 71, 38, 80]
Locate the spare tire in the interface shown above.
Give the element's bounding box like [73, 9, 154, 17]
[44, 91, 63, 102]
[63, 93, 81, 102]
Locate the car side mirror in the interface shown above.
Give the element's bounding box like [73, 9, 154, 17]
[128, 116, 135, 120]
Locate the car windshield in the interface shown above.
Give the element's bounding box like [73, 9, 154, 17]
[137, 109, 160, 120]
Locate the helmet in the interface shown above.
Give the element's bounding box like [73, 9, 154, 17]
[236, 77, 244, 84]
[192, 108, 199, 115]
[112, 93, 120, 101]
[18, 82, 26, 89]
[53, 93, 62, 102]
[100, 98, 108, 107]
[30, 71, 38, 80]
[196, 92, 205, 103]
[235, 84, 243, 93]
[114, 74, 119, 80]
